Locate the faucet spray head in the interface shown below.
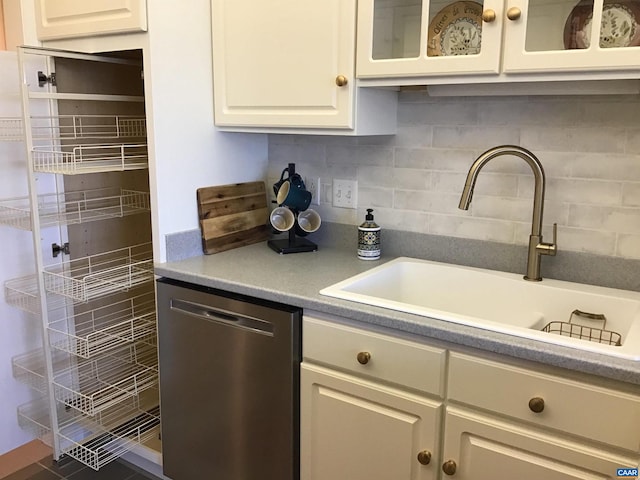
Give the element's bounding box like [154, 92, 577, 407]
[458, 184, 474, 210]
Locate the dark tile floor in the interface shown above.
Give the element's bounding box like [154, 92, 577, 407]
[2, 455, 160, 480]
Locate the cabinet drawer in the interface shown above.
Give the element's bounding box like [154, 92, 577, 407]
[448, 352, 640, 452]
[303, 316, 446, 396]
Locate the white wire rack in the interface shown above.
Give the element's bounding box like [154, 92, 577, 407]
[5, 275, 43, 315]
[17, 396, 75, 447]
[58, 396, 160, 471]
[17, 397, 53, 446]
[5, 274, 68, 314]
[32, 143, 148, 174]
[48, 293, 156, 359]
[30, 115, 146, 141]
[0, 188, 151, 231]
[52, 344, 158, 416]
[43, 244, 154, 303]
[12, 349, 47, 393]
[12, 348, 71, 393]
[1, 115, 146, 143]
[0, 117, 23, 141]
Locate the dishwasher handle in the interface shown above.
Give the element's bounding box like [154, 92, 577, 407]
[170, 298, 274, 336]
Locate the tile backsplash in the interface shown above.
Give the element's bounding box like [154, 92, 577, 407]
[267, 91, 640, 260]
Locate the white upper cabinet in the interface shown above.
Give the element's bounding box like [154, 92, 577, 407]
[357, 0, 640, 81]
[357, 0, 504, 77]
[502, 0, 640, 74]
[211, 0, 397, 134]
[34, 0, 148, 40]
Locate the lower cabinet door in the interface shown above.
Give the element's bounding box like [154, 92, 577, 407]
[442, 406, 639, 480]
[301, 363, 441, 480]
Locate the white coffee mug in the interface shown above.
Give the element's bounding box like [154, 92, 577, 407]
[297, 209, 321, 234]
[270, 206, 295, 232]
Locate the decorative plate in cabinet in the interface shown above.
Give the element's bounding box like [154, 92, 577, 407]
[564, 0, 640, 49]
[427, 1, 484, 56]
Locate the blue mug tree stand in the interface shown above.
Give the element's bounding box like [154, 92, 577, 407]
[267, 227, 318, 254]
[268, 162, 318, 254]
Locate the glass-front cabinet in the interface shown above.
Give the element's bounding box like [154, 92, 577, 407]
[503, 0, 640, 73]
[357, 0, 640, 79]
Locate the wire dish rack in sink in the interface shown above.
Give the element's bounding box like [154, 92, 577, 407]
[542, 309, 622, 346]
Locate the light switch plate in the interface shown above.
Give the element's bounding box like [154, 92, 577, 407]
[333, 179, 357, 209]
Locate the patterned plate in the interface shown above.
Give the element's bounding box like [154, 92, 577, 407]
[427, 1, 484, 56]
[564, 0, 640, 49]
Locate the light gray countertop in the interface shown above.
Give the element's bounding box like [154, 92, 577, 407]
[155, 242, 640, 386]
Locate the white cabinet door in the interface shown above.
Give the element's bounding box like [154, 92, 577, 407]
[356, 0, 640, 80]
[502, 0, 640, 74]
[34, 0, 147, 40]
[212, 0, 355, 129]
[301, 363, 441, 480]
[357, 0, 504, 78]
[442, 406, 639, 480]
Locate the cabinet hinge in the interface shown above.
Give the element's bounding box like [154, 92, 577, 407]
[52, 242, 70, 258]
[37, 71, 57, 87]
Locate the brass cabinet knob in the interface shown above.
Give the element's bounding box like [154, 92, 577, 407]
[357, 351, 371, 364]
[417, 450, 432, 465]
[335, 75, 348, 87]
[507, 7, 522, 20]
[529, 396, 545, 413]
[442, 460, 457, 475]
[482, 9, 496, 22]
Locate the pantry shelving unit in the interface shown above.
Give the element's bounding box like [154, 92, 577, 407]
[57, 394, 160, 470]
[1, 46, 159, 469]
[17, 396, 76, 448]
[0, 117, 23, 141]
[11, 348, 67, 394]
[52, 343, 158, 417]
[0, 187, 151, 230]
[47, 292, 156, 359]
[5, 274, 67, 315]
[42, 243, 154, 303]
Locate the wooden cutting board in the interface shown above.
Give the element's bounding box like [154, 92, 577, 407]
[197, 181, 270, 254]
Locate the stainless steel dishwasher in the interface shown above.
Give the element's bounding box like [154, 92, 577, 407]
[156, 278, 302, 480]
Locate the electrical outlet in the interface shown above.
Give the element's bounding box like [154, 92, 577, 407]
[305, 176, 320, 206]
[268, 181, 278, 205]
[332, 179, 357, 209]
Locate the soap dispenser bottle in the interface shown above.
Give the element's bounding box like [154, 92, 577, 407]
[358, 208, 381, 260]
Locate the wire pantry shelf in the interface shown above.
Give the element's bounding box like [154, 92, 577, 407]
[12, 348, 71, 393]
[48, 293, 156, 359]
[0, 117, 23, 141]
[0, 188, 151, 231]
[58, 398, 160, 471]
[33, 143, 148, 174]
[43, 244, 153, 303]
[1, 115, 146, 143]
[30, 115, 146, 141]
[12, 349, 47, 393]
[17, 396, 74, 447]
[17, 397, 53, 446]
[5, 274, 68, 315]
[53, 344, 158, 416]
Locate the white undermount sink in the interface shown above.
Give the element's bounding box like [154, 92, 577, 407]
[320, 257, 640, 360]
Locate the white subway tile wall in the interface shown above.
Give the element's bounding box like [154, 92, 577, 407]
[267, 92, 640, 259]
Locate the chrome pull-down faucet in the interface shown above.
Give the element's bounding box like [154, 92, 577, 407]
[458, 145, 557, 281]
